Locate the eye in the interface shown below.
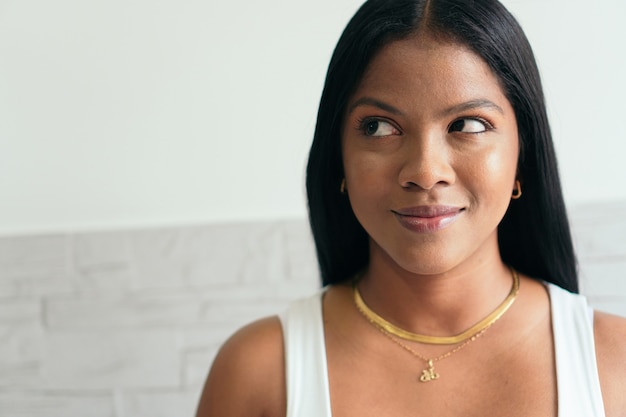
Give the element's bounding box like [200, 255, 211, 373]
[359, 118, 400, 137]
[449, 118, 493, 134]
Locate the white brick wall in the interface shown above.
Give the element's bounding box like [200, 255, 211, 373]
[0, 204, 625, 416]
[0, 220, 319, 417]
[574, 201, 626, 316]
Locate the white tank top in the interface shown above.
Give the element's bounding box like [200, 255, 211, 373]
[279, 283, 605, 417]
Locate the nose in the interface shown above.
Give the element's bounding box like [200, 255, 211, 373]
[397, 133, 455, 190]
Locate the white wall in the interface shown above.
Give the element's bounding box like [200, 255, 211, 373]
[1, 3, 625, 415]
[1, 0, 625, 236]
[0, 206, 624, 416]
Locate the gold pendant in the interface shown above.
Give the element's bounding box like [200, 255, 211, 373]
[419, 360, 440, 382]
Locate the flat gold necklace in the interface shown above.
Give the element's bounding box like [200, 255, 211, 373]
[353, 268, 519, 382]
[353, 268, 519, 345]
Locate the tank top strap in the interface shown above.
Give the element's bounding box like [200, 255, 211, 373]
[280, 284, 605, 416]
[279, 291, 333, 417]
[548, 283, 605, 417]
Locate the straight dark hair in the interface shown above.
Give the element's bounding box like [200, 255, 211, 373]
[306, 0, 578, 292]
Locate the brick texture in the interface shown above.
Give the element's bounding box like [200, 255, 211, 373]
[0, 206, 624, 416]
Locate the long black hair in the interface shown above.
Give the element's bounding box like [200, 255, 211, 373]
[306, 0, 578, 293]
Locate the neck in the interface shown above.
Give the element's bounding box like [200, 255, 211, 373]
[357, 244, 514, 337]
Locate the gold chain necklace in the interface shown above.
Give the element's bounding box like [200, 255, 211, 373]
[353, 268, 519, 382]
[376, 320, 490, 382]
[353, 267, 519, 345]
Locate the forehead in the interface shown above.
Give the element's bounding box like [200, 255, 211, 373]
[352, 35, 509, 111]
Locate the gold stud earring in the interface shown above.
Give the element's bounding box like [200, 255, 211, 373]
[511, 180, 522, 200]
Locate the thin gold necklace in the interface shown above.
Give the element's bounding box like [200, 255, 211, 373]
[353, 268, 519, 382]
[353, 267, 519, 345]
[375, 319, 490, 382]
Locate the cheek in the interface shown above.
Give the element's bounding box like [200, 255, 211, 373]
[486, 126, 519, 172]
[457, 139, 519, 202]
[345, 161, 387, 204]
[343, 151, 394, 218]
[343, 144, 389, 187]
[484, 148, 517, 182]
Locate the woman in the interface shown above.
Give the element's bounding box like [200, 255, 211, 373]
[196, 0, 626, 416]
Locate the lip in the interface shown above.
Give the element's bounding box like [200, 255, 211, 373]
[392, 205, 464, 233]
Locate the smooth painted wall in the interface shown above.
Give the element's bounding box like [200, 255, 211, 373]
[1, 0, 625, 235]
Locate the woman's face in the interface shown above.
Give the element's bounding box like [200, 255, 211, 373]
[341, 34, 519, 276]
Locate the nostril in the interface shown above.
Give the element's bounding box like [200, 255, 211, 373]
[396, 138, 456, 190]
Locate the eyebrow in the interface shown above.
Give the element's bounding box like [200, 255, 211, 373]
[347, 97, 505, 117]
[347, 97, 404, 116]
[441, 99, 505, 116]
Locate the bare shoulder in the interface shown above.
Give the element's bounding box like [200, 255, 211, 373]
[195, 316, 286, 417]
[594, 311, 626, 417]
